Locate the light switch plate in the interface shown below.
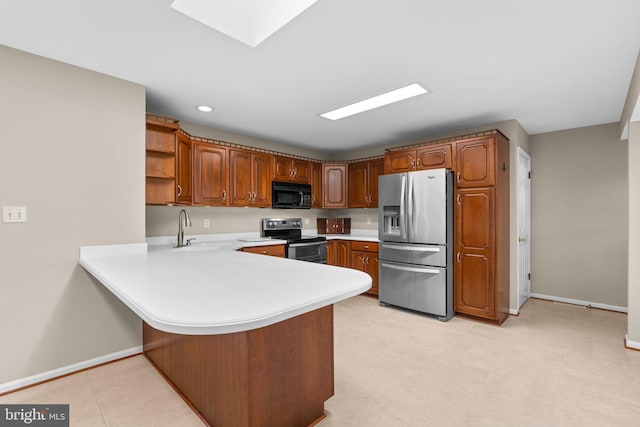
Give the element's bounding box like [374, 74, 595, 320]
[3, 206, 28, 223]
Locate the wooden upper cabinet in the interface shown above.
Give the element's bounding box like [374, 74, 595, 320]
[252, 152, 272, 207]
[368, 158, 384, 207]
[385, 143, 451, 174]
[310, 161, 323, 208]
[175, 132, 192, 205]
[416, 143, 452, 170]
[193, 142, 228, 206]
[455, 137, 495, 187]
[348, 158, 384, 208]
[322, 164, 348, 208]
[273, 155, 310, 184]
[229, 148, 271, 207]
[228, 148, 252, 206]
[348, 161, 369, 208]
[145, 119, 178, 205]
[291, 158, 310, 183]
[384, 148, 415, 174]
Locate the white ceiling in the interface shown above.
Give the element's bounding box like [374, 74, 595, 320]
[1, 0, 639, 153]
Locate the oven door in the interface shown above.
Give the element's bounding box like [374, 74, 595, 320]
[288, 241, 327, 263]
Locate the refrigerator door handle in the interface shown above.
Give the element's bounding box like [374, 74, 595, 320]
[407, 174, 414, 239]
[382, 244, 440, 252]
[400, 175, 407, 240]
[381, 263, 441, 275]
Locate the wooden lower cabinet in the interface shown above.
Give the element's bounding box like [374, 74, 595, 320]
[327, 240, 351, 268]
[143, 305, 334, 427]
[350, 241, 379, 296]
[241, 244, 285, 258]
[454, 188, 495, 319]
[327, 240, 378, 296]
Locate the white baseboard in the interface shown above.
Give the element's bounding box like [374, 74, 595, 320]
[625, 335, 640, 350]
[509, 308, 519, 315]
[0, 346, 142, 394]
[530, 293, 628, 313]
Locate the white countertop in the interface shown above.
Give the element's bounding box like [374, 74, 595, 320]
[79, 236, 372, 336]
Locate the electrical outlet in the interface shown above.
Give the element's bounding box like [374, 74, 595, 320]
[304, 218, 309, 225]
[203, 219, 210, 228]
[3, 206, 28, 223]
[366, 217, 372, 225]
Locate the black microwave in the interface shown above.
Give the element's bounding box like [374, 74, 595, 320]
[272, 181, 312, 209]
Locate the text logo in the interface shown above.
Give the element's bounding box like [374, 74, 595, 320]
[0, 405, 69, 426]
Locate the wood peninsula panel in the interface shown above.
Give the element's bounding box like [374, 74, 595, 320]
[143, 305, 334, 427]
[241, 244, 286, 258]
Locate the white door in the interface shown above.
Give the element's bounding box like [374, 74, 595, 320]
[517, 148, 532, 308]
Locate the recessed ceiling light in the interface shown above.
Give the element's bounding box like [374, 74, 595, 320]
[321, 83, 429, 121]
[197, 105, 213, 112]
[171, 0, 319, 48]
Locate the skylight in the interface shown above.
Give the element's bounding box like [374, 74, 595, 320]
[170, 0, 319, 47]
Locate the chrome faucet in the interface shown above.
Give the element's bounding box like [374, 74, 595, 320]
[176, 209, 192, 248]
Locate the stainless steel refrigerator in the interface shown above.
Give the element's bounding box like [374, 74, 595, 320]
[378, 168, 454, 321]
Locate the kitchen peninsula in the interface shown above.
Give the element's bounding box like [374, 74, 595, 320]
[79, 240, 371, 427]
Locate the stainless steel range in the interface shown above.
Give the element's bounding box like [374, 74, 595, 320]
[261, 218, 327, 263]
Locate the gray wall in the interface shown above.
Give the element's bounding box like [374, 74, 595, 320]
[628, 121, 640, 340]
[530, 123, 628, 307]
[0, 45, 146, 384]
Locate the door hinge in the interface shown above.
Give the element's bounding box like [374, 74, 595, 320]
[528, 273, 531, 280]
[528, 171, 531, 179]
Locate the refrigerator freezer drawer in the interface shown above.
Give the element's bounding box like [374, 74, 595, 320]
[379, 261, 447, 316]
[380, 242, 447, 267]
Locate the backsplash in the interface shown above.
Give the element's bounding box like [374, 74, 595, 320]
[146, 206, 378, 237]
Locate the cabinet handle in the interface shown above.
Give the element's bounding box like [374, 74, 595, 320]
[363, 245, 369, 250]
[177, 184, 182, 197]
[262, 250, 268, 254]
[365, 256, 370, 265]
[457, 194, 461, 205]
[222, 190, 226, 200]
[408, 155, 415, 168]
[456, 172, 461, 183]
[293, 167, 297, 177]
[457, 252, 461, 262]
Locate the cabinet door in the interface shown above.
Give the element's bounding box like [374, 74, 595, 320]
[348, 161, 368, 208]
[193, 143, 227, 206]
[323, 164, 347, 208]
[384, 149, 416, 174]
[368, 158, 385, 207]
[272, 155, 292, 182]
[337, 240, 351, 268]
[252, 152, 272, 207]
[176, 133, 192, 204]
[455, 138, 495, 187]
[454, 188, 495, 319]
[291, 159, 310, 184]
[326, 240, 338, 266]
[351, 250, 367, 275]
[228, 148, 252, 206]
[310, 162, 323, 208]
[416, 143, 452, 171]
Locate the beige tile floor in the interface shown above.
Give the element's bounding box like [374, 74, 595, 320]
[2, 297, 639, 426]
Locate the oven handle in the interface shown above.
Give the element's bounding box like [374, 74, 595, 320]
[381, 263, 440, 274]
[288, 241, 326, 248]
